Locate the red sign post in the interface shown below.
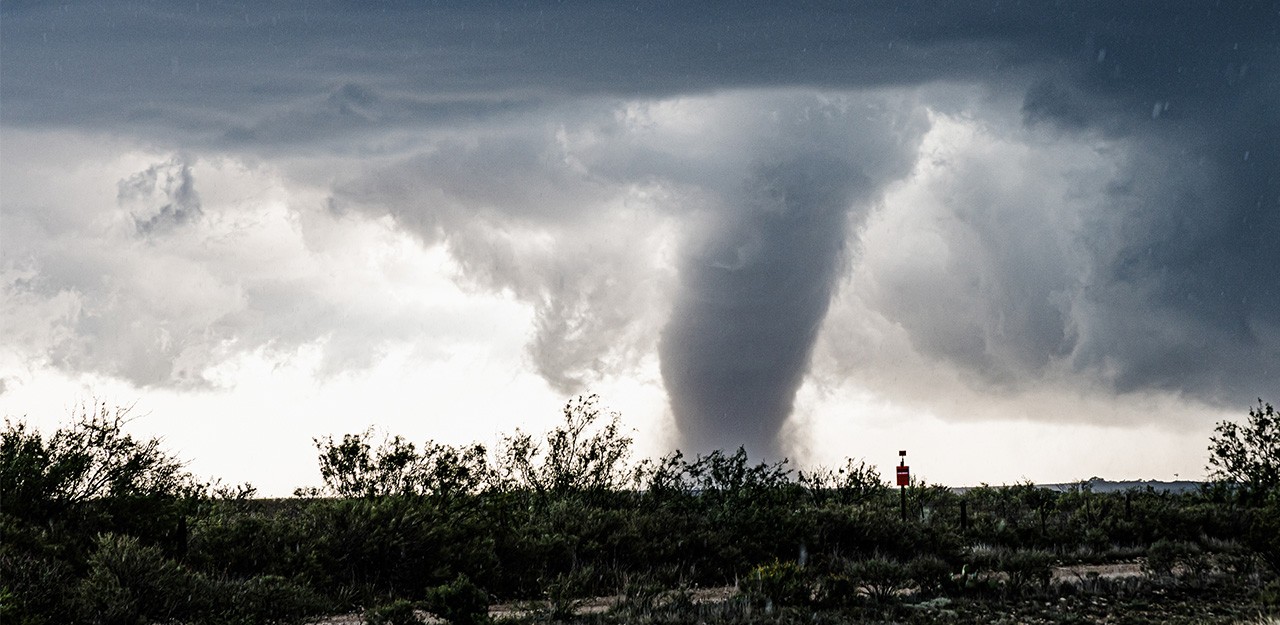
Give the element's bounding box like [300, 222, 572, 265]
[897, 450, 909, 522]
[896, 450, 906, 519]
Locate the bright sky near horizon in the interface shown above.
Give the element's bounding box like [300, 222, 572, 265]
[2, 2, 1277, 495]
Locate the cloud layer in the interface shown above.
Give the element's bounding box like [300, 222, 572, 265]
[2, 2, 1277, 457]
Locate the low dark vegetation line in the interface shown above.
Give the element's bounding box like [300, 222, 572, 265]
[2, 397, 1278, 624]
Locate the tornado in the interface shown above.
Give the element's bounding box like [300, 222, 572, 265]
[659, 154, 868, 459]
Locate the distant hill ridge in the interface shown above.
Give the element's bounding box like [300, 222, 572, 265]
[952, 477, 1203, 495]
[1045, 477, 1203, 494]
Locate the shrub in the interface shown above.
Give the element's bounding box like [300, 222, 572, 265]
[308, 430, 492, 500]
[294, 497, 467, 600]
[424, 574, 490, 625]
[364, 599, 423, 625]
[187, 509, 296, 579]
[497, 395, 633, 497]
[76, 533, 205, 625]
[219, 574, 326, 624]
[846, 557, 911, 604]
[799, 458, 884, 505]
[1258, 577, 1280, 610]
[1208, 399, 1279, 502]
[742, 560, 811, 607]
[811, 569, 859, 608]
[909, 554, 954, 597]
[1248, 500, 1280, 574]
[612, 572, 676, 616]
[541, 568, 592, 620]
[1143, 539, 1203, 577]
[807, 505, 930, 562]
[0, 523, 80, 622]
[1, 404, 203, 548]
[997, 549, 1054, 594]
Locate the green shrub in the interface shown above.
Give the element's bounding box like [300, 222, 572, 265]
[799, 459, 884, 505]
[1208, 399, 1279, 503]
[219, 574, 326, 624]
[496, 394, 634, 496]
[364, 599, 423, 625]
[612, 573, 702, 620]
[187, 509, 305, 579]
[76, 533, 206, 625]
[807, 505, 956, 563]
[997, 549, 1054, 594]
[0, 587, 16, 624]
[0, 537, 80, 623]
[811, 569, 859, 608]
[1258, 577, 1280, 610]
[909, 554, 954, 596]
[742, 560, 811, 607]
[541, 568, 592, 620]
[1, 405, 202, 529]
[1248, 500, 1280, 574]
[1143, 539, 1203, 577]
[294, 497, 455, 600]
[846, 557, 911, 604]
[424, 574, 490, 625]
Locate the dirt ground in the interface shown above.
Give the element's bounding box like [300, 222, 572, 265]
[308, 563, 1251, 625]
[308, 585, 738, 624]
[1050, 562, 1143, 582]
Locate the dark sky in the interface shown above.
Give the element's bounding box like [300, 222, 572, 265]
[2, 1, 1278, 463]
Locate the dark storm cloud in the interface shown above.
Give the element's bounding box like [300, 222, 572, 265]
[3, 1, 1278, 452]
[0, 1, 969, 137]
[1072, 136, 1280, 400]
[13, 1, 1267, 140]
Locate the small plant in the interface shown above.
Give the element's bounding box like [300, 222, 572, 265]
[952, 562, 1002, 597]
[612, 573, 701, 619]
[364, 598, 423, 625]
[613, 573, 665, 615]
[541, 569, 591, 621]
[811, 569, 859, 608]
[998, 549, 1054, 594]
[76, 533, 206, 625]
[0, 520, 81, 622]
[1249, 500, 1280, 574]
[847, 557, 911, 604]
[742, 559, 811, 608]
[1258, 577, 1280, 610]
[424, 574, 490, 625]
[1144, 539, 1203, 577]
[222, 574, 326, 624]
[909, 554, 954, 597]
